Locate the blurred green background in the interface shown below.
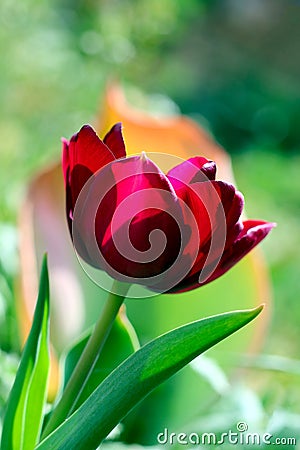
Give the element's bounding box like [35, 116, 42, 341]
[0, 0, 300, 447]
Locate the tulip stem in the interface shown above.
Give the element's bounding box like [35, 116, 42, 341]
[42, 282, 128, 438]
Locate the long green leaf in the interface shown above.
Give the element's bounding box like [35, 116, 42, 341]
[62, 308, 139, 409]
[36, 305, 263, 450]
[1, 255, 50, 450]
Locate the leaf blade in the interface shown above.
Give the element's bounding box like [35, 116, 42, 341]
[62, 307, 139, 410]
[23, 288, 50, 449]
[0, 255, 50, 450]
[36, 305, 263, 450]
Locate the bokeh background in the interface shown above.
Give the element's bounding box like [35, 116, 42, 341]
[0, 0, 300, 447]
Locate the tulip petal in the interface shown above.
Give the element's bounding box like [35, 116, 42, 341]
[66, 125, 116, 207]
[68, 125, 115, 177]
[210, 221, 276, 280]
[103, 122, 126, 159]
[101, 207, 184, 281]
[166, 181, 246, 292]
[99, 154, 177, 242]
[62, 138, 70, 187]
[172, 220, 275, 293]
[167, 157, 216, 191]
[65, 169, 74, 234]
[72, 154, 184, 282]
[224, 190, 244, 246]
[176, 180, 240, 252]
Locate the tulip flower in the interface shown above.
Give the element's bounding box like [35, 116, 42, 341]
[18, 85, 273, 405]
[62, 123, 275, 294]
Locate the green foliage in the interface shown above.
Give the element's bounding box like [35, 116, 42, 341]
[36, 306, 262, 450]
[0, 351, 19, 418]
[0, 224, 19, 353]
[62, 310, 139, 409]
[0, 256, 50, 450]
[234, 149, 300, 359]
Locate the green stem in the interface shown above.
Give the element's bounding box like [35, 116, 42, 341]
[42, 283, 127, 438]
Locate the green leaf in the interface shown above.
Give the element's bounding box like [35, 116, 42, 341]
[36, 305, 263, 450]
[62, 307, 139, 409]
[1, 255, 50, 450]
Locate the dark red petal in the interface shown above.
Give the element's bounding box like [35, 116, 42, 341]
[61, 137, 70, 187]
[166, 181, 245, 291]
[237, 220, 271, 239]
[67, 125, 116, 206]
[72, 154, 183, 281]
[98, 154, 176, 248]
[100, 154, 177, 244]
[210, 220, 276, 279]
[103, 122, 126, 159]
[168, 181, 226, 285]
[69, 125, 115, 174]
[100, 208, 183, 280]
[61, 138, 75, 233]
[171, 220, 275, 293]
[64, 168, 73, 234]
[167, 157, 216, 191]
[176, 180, 239, 254]
[223, 189, 244, 248]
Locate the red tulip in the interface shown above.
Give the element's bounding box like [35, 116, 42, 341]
[62, 123, 275, 294]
